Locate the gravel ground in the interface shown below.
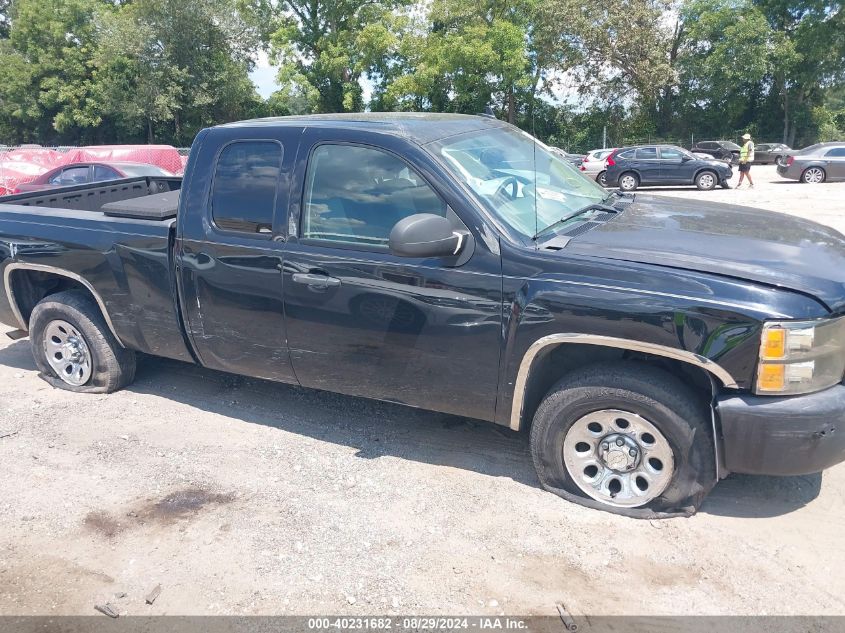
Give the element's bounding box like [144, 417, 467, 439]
[1, 165, 845, 618]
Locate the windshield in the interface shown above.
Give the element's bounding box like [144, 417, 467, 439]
[430, 126, 607, 239]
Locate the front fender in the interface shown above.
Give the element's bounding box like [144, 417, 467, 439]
[495, 242, 827, 429]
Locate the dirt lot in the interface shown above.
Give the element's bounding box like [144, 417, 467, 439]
[1, 165, 845, 618]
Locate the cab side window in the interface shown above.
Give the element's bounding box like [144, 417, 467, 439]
[302, 144, 446, 248]
[211, 141, 283, 234]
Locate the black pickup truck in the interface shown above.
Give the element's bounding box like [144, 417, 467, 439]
[2, 113, 844, 517]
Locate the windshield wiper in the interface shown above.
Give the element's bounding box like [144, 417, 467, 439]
[602, 189, 636, 205]
[532, 203, 620, 240]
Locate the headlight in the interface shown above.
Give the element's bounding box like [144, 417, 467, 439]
[756, 317, 845, 395]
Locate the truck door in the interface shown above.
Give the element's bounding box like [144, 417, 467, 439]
[176, 127, 299, 384]
[280, 130, 503, 421]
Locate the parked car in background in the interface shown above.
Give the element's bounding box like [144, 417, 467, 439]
[605, 145, 733, 191]
[579, 148, 616, 186]
[12, 162, 173, 193]
[776, 142, 845, 183]
[753, 143, 791, 165]
[691, 140, 742, 163]
[549, 147, 584, 167]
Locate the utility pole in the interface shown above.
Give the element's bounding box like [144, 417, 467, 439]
[602, 125, 607, 149]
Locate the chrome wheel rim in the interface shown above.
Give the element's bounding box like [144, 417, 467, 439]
[698, 173, 714, 189]
[804, 168, 823, 183]
[563, 409, 675, 508]
[43, 319, 92, 386]
[620, 175, 636, 190]
[598, 171, 607, 187]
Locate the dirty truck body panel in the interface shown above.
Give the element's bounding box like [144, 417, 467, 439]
[1, 113, 844, 488]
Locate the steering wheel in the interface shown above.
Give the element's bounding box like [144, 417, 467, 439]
[494, 176, 520, 200]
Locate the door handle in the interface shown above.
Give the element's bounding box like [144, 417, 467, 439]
[291, 272, 341, 288]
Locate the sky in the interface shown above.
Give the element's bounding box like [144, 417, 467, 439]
[250, 52, 277, 99]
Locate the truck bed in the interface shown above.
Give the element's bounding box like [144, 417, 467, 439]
[0, 176, 192, 363]
[0, 176, 181, 217]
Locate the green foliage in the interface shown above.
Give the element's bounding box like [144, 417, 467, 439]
[0, 0, 104, 143]
[268, 0, 410, 114]
[94, 0, 264, 144]
[0, 0, 840, 147]
[0, 0, 263, 144]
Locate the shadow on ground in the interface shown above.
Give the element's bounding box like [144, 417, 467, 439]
[701, 472, 822, 518]
[0, 339, 823, 518]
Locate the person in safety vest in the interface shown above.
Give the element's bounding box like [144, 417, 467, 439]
[737, 133, 755, 189]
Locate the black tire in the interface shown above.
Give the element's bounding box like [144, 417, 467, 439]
[617, 172, 639, 191]
[596, 170, 608, 187]
[29, 290, 136, 393]
[695, 170, 718, 191]
[529, 361, 716, 518]
[801, 166, 826, 184]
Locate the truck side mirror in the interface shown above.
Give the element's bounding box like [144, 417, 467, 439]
[389, 214, 465, 258]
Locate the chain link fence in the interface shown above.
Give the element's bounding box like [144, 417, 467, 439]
[558, 130, 755, 156]
[0, 145, 187, 195]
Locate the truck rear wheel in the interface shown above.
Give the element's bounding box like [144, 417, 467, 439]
[29, 290, 135, 393]
[529, 362, 716, 518]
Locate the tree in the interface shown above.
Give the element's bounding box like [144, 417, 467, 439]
[269, 0, 410, 113]
[374, 0, 569, 126]
[95, 0, 264, 143]
[0, 0, 106, 144]
[541, 0, 682, 133]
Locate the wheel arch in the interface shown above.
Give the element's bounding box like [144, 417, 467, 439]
[509, 334, 738, 433]
[3, 263, 124, 346]
[617, 170, 640, 187]
[801, 164, 827, 180]
[694, 166, 719, 179]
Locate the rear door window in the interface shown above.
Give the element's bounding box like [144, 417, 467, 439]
[58, 166, 91, 185]
[616, 149, 635, 160]
[635, 147, 658, 160]
[659, 148, 685, 160]
[93, 165, 121, 181]
[301, 144, 446, 249]
[211, 141, 283, 234]
[825, 147, 845, 157]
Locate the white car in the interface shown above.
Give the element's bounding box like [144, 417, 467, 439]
[578, 148, 616, 186]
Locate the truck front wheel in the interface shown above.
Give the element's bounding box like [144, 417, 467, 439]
[29, 290, 135, 393]
[529, 362, 716, 518]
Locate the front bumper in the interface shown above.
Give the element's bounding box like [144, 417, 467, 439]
[716, 385, 845, 476]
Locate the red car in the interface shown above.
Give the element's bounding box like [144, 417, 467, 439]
[12, 162, 173, 194]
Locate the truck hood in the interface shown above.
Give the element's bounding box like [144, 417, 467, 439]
[563, 195, 845, 313]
